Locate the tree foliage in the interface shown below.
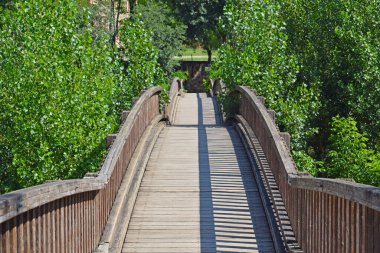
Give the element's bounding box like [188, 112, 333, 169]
[211, 0, 321, 174]
[173, 0, 225, 61]
[279, 0, 380, 183]
[119, 15, 167, 96]
[133, 1, 187, 73]
[0, 0, 166, 193]
[0, 0, 123, 191]
[280, 0, 380, 150]
[212, 0, 380, 185]
[326, 116, 380, 186]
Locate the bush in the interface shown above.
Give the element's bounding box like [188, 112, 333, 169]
[171, 71, 188, 80]
[326, 116, 380, 186]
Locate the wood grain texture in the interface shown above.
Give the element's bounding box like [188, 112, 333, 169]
[123, 93, 275, 253]
[235, 86, 380, 252]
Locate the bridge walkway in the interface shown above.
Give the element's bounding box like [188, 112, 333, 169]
[122, 93, 276, 252]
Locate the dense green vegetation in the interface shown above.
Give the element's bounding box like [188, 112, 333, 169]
[211, 0, 380, 186]
[169, 0, 225, 62]
[1, 0, 379, 193]
[0, 0, 166, 193]
[133, 1, 186, 73]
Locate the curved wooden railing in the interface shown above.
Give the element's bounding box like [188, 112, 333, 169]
[233, 86, 380, 253]
[0, 84, 180, 253]
[165, 77, 183, 124]
[209, 79, 225, 97]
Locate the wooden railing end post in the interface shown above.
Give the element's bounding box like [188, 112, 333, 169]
[280, 132, 291, 150]
[267, 109, 276, 121]
[121, 110, 130, 123]
[106, 134, 117, 149]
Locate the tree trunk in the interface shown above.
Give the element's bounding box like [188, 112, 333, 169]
[113, 0, 122, 44]
[109, 0, 115, 44]
[207, 49, 212, 63]
[126, 0, 131, 17]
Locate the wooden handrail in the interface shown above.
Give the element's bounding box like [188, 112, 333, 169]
[165, 77, 183, 124]
[234, 85, 380, 252]
[0, 85, 168, 253]
[209, 79, 225, 97]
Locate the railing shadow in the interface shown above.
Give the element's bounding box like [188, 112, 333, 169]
[198, 93, 217, 252]
[197, 93, 274, 252]
[215, 127, 274, 252]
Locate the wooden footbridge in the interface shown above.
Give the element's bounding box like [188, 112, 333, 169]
[1, 79, 379, 252]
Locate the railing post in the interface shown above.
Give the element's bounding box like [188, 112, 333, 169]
[267, 109, 276, 122]
[121, 111, 130, 123]
[106, 134, 117, 149]
[257, 96, 265, 105]
[280, 132, 291, 150]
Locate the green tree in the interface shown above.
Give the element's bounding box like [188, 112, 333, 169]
[326, 116, 380, 186]
[0, 0, 126, 191]
[212, 0, 380, 185]
[118, 16, 167, 96]
[211, 0, 321, 174]
[0, 0, 167, 193]
[279, 0, 380, 152]
[173, 0, 225, 62]
[133, 1, 187, 73]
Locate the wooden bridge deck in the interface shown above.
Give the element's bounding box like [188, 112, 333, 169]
[123, 93, 275, 253]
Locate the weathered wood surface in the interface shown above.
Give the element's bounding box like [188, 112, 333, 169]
[165, 78, 183, 124]
[123, 93, 275, 253]
[234, 85, 380, 252]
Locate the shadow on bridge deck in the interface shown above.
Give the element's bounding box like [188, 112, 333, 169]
[197, 93, 274, 252]
[122, 93, 275, 253]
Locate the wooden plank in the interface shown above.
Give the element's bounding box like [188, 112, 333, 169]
[34, 207, 43, 252]
[350, 201, 355, 253]
[9, 219, 16, 253]
[0, 223, 2, 253]
[361, 205, 366, 253]
[345, 199, 350, 253]
[52, 201, 58, 253]
[4, 221, 10, 253]
[374, 210, 380, 253]
[355, 203, 360, 253]
[366, 207, 374, 252]
[61, 197, 67, 253]
[337, 198, 342, 252]
[122, 247, 261, 253]
[306, 190, 310, 253]
[17, 211, 24, 253]
[123, 241, 274, 249]
[123, 93, 275, 252]
[3, 221, 8, 253]
[25, 212, 30, 253]
[48, 203, 53, 253]
[332, 196, 337, 253]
